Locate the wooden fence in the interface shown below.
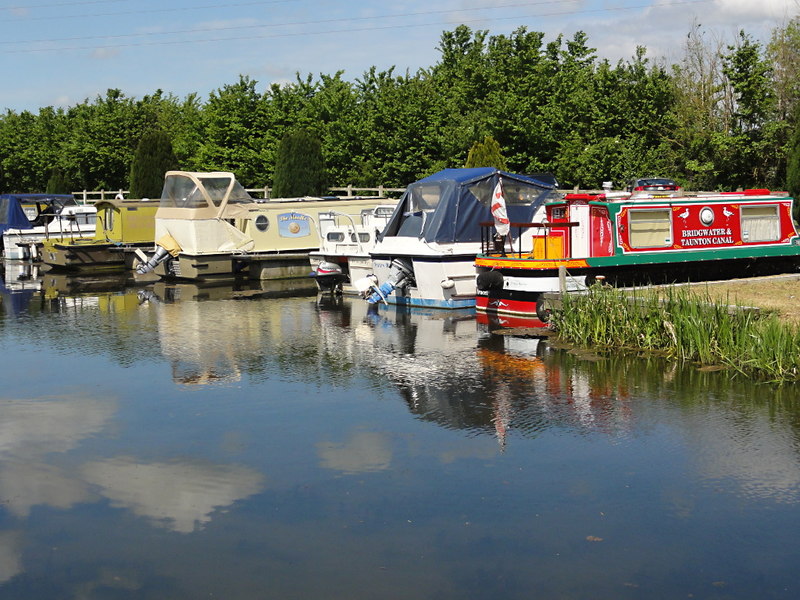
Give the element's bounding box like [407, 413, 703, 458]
[72, 186, 407, 203]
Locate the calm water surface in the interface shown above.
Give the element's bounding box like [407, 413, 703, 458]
[2, 267, 800, 599]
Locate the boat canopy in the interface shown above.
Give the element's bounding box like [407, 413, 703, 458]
[159, 171, 253, 209]
[379, 168, 557, 243]
[0, 193, 76, 234]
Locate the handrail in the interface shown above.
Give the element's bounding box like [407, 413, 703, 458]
[480, 221, 580, 258]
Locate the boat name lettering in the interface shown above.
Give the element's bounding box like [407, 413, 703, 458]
[682, 228, 731, 237]
[279, 213, 309, 222]
[680, 236, 735, 246]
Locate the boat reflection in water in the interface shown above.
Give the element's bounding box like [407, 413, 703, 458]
[138, 279, 317, 385]
[313, 296, 634, 449]
[3, 283, 800, 597]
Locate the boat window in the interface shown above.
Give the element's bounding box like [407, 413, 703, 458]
[327, 232, 345, 242]
[358, 232, 370, 243]
[200, 177, 233, 207]
[503, 183, 546, 206]
[629, 209, 672, 248]
[407, 184, 442, 212]
[103, 208, 114, 232]
[741, 205, 779, 242]
[161, 176, 208, 209]
[219, 179, 253, 205]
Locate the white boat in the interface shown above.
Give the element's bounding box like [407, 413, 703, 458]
[353, 168, 558, 309]
[136, 171, 397, 281]
[0, 193, 97, 260]
[308, 203, 397, 294]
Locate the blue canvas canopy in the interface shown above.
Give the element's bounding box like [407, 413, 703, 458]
[379, 168, 557, 244]
[0, 194, 76, 236]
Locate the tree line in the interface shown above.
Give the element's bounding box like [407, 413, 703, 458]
[1, 20, 798, 199]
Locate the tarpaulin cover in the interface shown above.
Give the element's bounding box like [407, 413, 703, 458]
[0, 194, 76, 235]
[379, 168, 557, 243]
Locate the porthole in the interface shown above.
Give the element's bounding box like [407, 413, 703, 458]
[255, 215, 269, 232]
[699, 206, 715, 226]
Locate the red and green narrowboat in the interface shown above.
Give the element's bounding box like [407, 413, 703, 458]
[474, 189, 800, 323]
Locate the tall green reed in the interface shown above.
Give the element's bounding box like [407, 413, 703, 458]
[549, 285, 800, 382]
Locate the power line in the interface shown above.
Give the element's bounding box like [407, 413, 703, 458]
[0, 0, 717, 55]
[0, 0, 585, 45]
[1, 0, 298, 21]
[2, 0, 126, 9]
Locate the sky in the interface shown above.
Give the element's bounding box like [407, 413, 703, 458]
[0, 0, 797, 112]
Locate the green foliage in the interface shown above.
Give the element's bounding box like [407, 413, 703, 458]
[787, 105, 800, 222]
[0, 23, 794, 194]
[465, 135, 506, 169]
[45, 167, 71, 193]
[129, 129, 180, 199]
[271, 128, 325, 197]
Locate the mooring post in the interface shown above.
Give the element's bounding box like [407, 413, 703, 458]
[559, 265, 567, 294]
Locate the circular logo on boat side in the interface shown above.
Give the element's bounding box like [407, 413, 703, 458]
[255, 215, 269, 232]
[699, 206, 715, 226]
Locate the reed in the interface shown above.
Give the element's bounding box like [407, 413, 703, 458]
[549, 285, 800, 382]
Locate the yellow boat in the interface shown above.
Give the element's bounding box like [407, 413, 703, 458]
[41, 197, 159, 271]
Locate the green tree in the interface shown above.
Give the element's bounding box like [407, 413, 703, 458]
[45, 167, 71, 193]
[465, 135, 506, 169]
[198, 76, 267, 186]
[787, 104, 800, 222]
[129, 129, 180, 199]
[271, 128, 325, 197]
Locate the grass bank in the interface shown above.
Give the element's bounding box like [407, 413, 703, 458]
[549, 285, 800, 383]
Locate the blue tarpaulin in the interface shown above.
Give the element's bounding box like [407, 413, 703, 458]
[379, 168, 557, 244]
[0, 193, 76, 236]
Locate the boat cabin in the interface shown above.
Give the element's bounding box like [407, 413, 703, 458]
[480, 189, 800, 262]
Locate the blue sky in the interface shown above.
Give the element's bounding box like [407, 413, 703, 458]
[0, 0, 795, 112]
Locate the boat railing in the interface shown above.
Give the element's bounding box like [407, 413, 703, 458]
[479, 221, 580, 259]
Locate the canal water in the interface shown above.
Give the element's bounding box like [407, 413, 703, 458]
[2, 265, 800, 599]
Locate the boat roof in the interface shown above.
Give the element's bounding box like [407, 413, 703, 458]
[561, 189, 792, 204]
[380, 168, 557, 244]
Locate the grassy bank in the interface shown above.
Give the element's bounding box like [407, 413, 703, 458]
[550, 285, 800, 382]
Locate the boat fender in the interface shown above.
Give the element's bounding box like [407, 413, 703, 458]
[440, 278, 455, 289]
[476, 270, 504, 291]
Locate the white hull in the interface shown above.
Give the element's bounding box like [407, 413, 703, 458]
[365, 238, 481, 309]
[3, 223, 96, 260]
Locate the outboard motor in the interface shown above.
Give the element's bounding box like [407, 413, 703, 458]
[312, 261, 346, 294]
[136, 246, 171, 274]
[366, 258, 415, 304]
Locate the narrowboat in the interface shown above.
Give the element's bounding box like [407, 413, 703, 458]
[474, 189, 800, 322]
[136, 171, 396, 282]
[41, 197, 159, 271]
[1, 193, 96, 260]
[353, 168, 558, 309]
[309, 203, 397, 294]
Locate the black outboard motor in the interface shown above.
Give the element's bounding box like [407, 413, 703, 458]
[312, 261, 346, 294]
[366, 258, 415, 304]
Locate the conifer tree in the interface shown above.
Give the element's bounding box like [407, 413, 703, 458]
[272, 129, 326, 198]
[45, 167, 71, 194]
[465, 136, 507, 170]
[129, 129, 180, 199]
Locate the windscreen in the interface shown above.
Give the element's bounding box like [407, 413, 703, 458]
[160, 175, 208, 209]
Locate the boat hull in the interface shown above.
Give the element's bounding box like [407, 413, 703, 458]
[368, 254, 477, 309]
[475, 252, 800, 318]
